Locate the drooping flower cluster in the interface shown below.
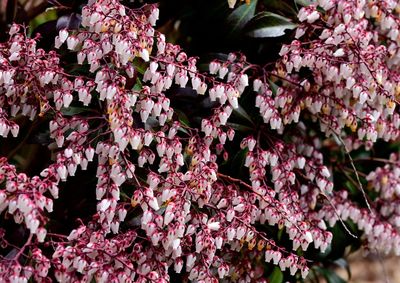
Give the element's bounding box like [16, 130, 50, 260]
[1, 0, 400, 282]
[362, 153, 400, 253]
[320, 188, 400, 255]
[277, 0, 400, 145]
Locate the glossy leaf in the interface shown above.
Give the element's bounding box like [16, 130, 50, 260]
[133, 78, 143, 91]
[269, 79, 279, 94]
[245, 12, 296, 38]
[174, 109, 191, 134]
[295, 0, 314, 6]
[333, 258, 351, 280]
[56, 12, 82, 31]
[232, 105, 254, 125]
[269, 267, 283, 283]
[226, 0, 258, 35]
[29, 8, 58, 33]
[61, 106, 91, 116]
[316, 267, 347, 283]
[263, 0, 298, 16]
[226, 122, 253, 133]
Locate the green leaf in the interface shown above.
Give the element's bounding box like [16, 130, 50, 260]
[230, 148, 248, 177]
[232, 105, 254, 125]
[174, 109, 190, 134]
[226, 122, 253, 133]
[316, 267, 347, 283]
[245, 12, 296, 38]
[174, 109, 190, 128]
[263, 0, 299, 16]
[268, 79, 279, 95]
[333, 258, 351, 280]
[227, 0, 258, 36]
[269, 267, 283, 283]
[277, 227, 284, 241]
[132, 58, 147, 75]
[29, 8, 58, 33]
[295, 0, 314, 6]
[344, 180, 358, 195]
[133, 78, 143, 91]
[61, 106, 90, 116]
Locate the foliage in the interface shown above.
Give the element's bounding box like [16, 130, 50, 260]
[0, 0, 400, 282]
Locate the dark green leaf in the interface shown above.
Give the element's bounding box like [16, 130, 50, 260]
[174, 109, 190, 134]
[277, 227, 284, 241]
[263, 0, 299, 16]
[5, 0, 16, 19]
[245, 12, 296, 38]
[316, 267, 347, 283]
[295, 0, 313, 6]
[61, 106, 89, 116]
[133, 78, 143, 91]
[29, 8, 58, 33]
[333, 258, 351, 280]
[269, 267, 283, 283]
[174, 109, 190, 128]
[132, 58, 147, 75]
[227, 0, 258, 36]
[344, 180, 358, 195]
[230, 148, 248, 177]
[226, 122, 253, 133]
[268, 79, 279, 95]
[32, 131, 52, 145]
[232, 105, 254, 125]
[56, 13, 82, 30]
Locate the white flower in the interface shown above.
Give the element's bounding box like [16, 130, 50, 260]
[164, 211, 174, 226]
[57, 165, 67, 181]
[140, 49, 150, 62]
[253, 79, 263, 92]
[148, 197, 160, 210]
[66, 36, 79, 50]
[174, 259, 183, 273]
[186, 254, 196, 271]
[227, 0, 237, 9]
[10, 124, 19, 137]
[307, 11, 320, 23]
[304, 231, 313, 243]
[37, 227, 47, 242]
[207, 221, 220, 231]
[209, 61, 220, 74]
[59, 29, 69, 43]
[333, 48, 345, 57]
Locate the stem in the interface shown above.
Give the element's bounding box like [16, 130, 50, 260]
[217, 172, 253, 191]
[333, 131, 372, 213]
[320, 192, 358, 239]
[12, 233, 33, 262]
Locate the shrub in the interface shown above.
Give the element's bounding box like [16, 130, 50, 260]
[1, 0, 400, 282]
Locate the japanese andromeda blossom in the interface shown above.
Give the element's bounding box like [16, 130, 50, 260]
[1, 0, 400, 282]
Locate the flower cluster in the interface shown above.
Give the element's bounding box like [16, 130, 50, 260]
[1, 0, 400, 282]
[0, 24, 71, 137]
[320, 188, 400, 255]
[277, 0, 400, 146]
[362, 154, 400, 253]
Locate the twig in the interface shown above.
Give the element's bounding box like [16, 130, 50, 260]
[320, 192, 357, 239]
[12, 233, 33, 262]
[217, 172, 253, 191]
[217, 172, 305, 237]
[333, 133, 372, 213]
